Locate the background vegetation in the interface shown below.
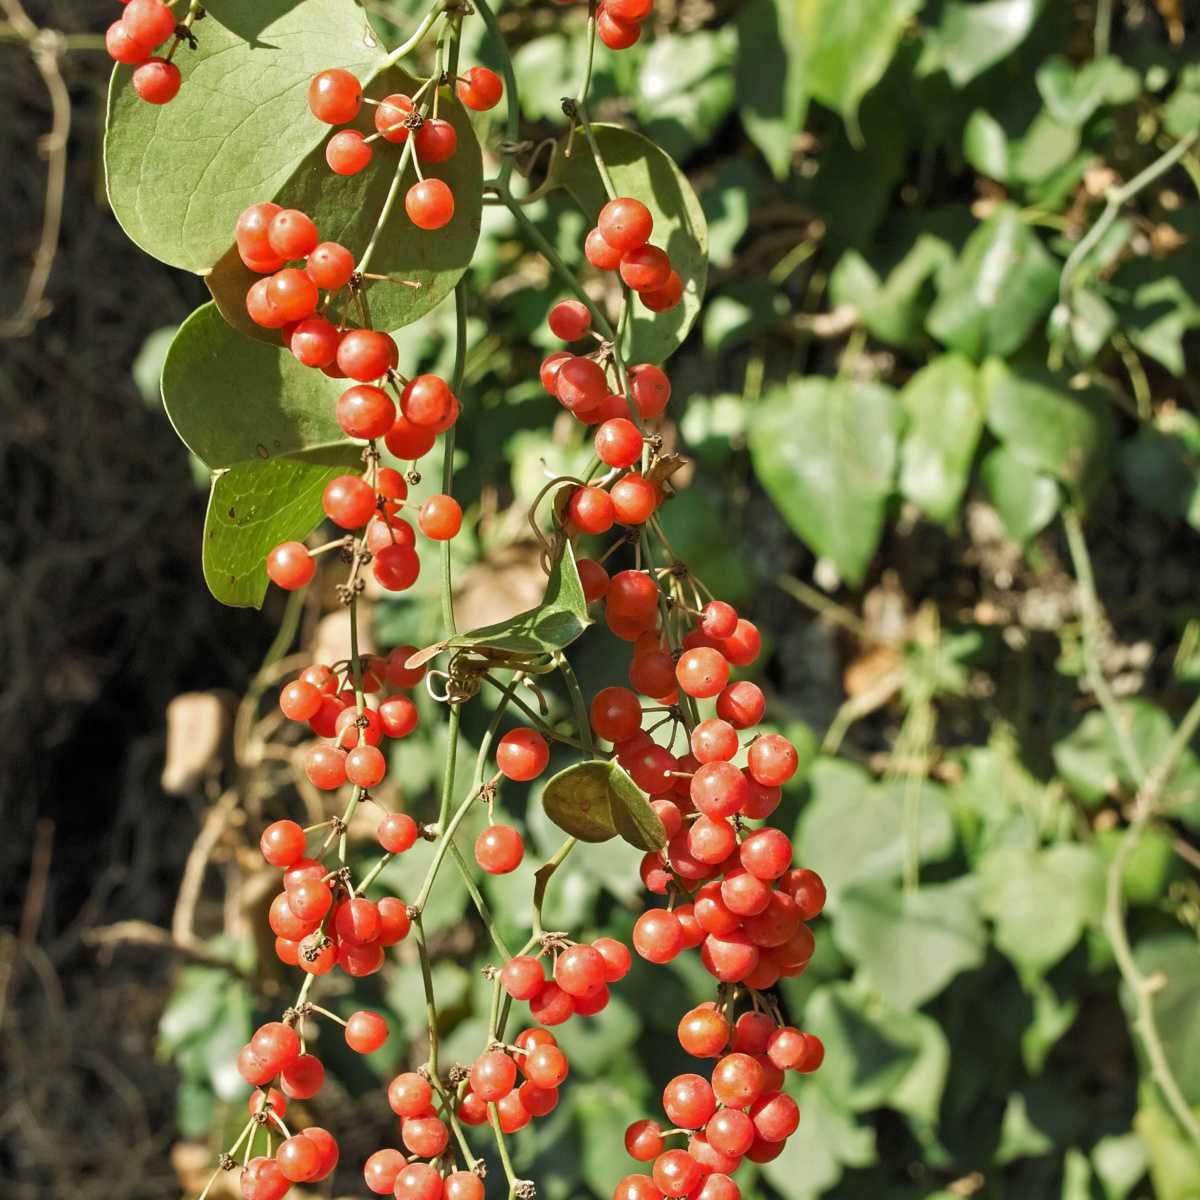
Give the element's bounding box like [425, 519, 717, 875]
[3, 1, 1200, 1198]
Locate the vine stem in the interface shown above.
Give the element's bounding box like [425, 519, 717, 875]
[554, 652, 595, 755]
[382, 0, 451, 66]
[471, 0, 519, 191]
[1065, 507, 1200, 1147]
[440, 281, 469, 636]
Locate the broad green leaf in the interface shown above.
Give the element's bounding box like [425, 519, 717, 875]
[794, 759, 956, 899]
[208, 68, 482, 341]
[1136, 1093, 1200, 1200]
[550, 124, 708, 365]
[736, 0, 808, 178]
[1126, 934, 1200, 1106]
[1119, 413, 1200, 531]
[834, 878, 987, 1009]
[980, 445, 1059, 543]
[926, 206, 1059, 360]
[702, 283, 788, 356]
[1035, 55, 1139, 125]
[898, 354, 983, 524]
[105, 0, 387, 271]
[699, 159, 766, 269]
[418, 543, 590, 662]
[982, 359, 1116, 495]
[1010, 110, 1080, 185]
[1091, 1132, 1148, 1200]
[1164, 65, 1200, 138]
[963, 108, 1011, 180]
[803, 0, 922, 133]
[1119, 277, 1200, 379]
[204, 446, 361, 607]
[995, 1079, 1086, 1164]
[922, 0, 1047, 88]
[978, 843, 1105, 979]
[162, 303, 345, 468]
[540, 760, 666, 851]
[634, 30, 737, 163]
[750, 378, 900, 585]
[1096, 826, 1183, 906]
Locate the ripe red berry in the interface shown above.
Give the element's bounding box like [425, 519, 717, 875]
[613, 1176, 663, 1200]
[374, 542, 420, 591]
[747, 733, 798, 787]
[267, 268, 319, 322]
[418, 494, 463, 541]
[364, 1148, 407, 1195]
[529, 979, 574, 1026]
[406, 179, 455, 230]
[415, 117, 458, 162]
[322, 474, 375, 528]
[444, 1172, 485, 1200]
[394, 1161, 445, 1200]
[251, 1021, 301, 1074]
[595, 418, 643, 468]
[388, 1071, 433, 1118]
[625, 1119, 665, 1162]
[610, 472, 659, 524]
[457, 65, 503, 110]
[246, 278, 286, 328]
[375, 92, 414, 141]
[723, 618, 762, 666]
[304, 743, 347, 790]
[592, 936, 633, 982]
[401, 374, 455, 426]
[632, 909, 682, 964]
[553, 943, 606, 998]
[345, 1010, 389, 1053]
[260, 819, 306, 867]
[326, 129, 372, 174]
[677, 1005, 730, 1058]
[470, 1049, 518, 1101]
[556, 356, 608, 413]
[289, 316, 340, 368]
[585, 226, 625, 270]
[107, 20, 151, 65]
[652, 1149, 703, 1197]
[337, 329, 397, 381]
[549, 299, 592, 341]
[306, 241, 356, 290]
[277, 1133, 321, 1182]
[266, 541, 315, 590]
[334, 383, 394, 440]
[598, 197, 652, 253]
[750, 1090, 800, 1142]
[501, 955, 546, 1000]
[402, 1115, 450, 1157]
[597, 5, 642, 50]
[267, 209, 319, 260]
[642, 270, 683, 312]
[676, 647, 730, 699]
[122, 0, 176, 47]
[590, 686, 642, 742]
[578, 556, 610, 603]
[620, 245, 671, 293]
[280, 1053, 324, 1100]
[346, 743, 386, 787]
[711, 1052, 766, 1108]
[628, 364, 671, 419]
[567, 485, 616, 534]
[496, 727, 550, 781]
[308, 68, 363, 123]
[386, 412, 437, 460]
[475, 824, 525, 874]
[132, 58, 181, 104]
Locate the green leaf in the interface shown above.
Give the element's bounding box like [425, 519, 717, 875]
[803, 0, 922, 133]
[749, 378, 900, 585]
[794, 759, 956, 900]
[699, 159, 766, 269]
[1164, 66, 1200, 138]
[926, 206, 1059, 360]
[1136, 1092, 1200, 1200]
[207, 66, 482, 341]
[834, 878, 987, 1009]
[978, 843, 1105, 979]
[1035, 55, 1140, 126]
[980, 445, 1060, 543]
[898, 354, 984, 524]
[702, 282, 789, 356]
[1126, 934, 1200, 1105]
[420, 543, 590, 662]
[204, 447, 361, 607]
[736, 0, 808, 178]
[1091, 1132, 1148, 1200]
[923, 0, 1047, 88]
[105, 0, 387, 272]
[1118, 411, 1200, 531]
[963, 108, 1011, 180]
[550, 124, 708, 365]
[540, 760, 666, 851]
[983, 359, 1116, 495]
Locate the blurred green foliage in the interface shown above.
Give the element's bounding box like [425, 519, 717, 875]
[151, 1, 1200, 1197]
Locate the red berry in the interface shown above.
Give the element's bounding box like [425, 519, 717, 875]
[132, 57, 180, 104]
[567, 485, 615, 534]
[337, 329, 397, 381]
[322, 474, 375, 528]
[248, 1086, 288, 1121]
[375, 92, 414, 141]
[246, 278, 287, 328]
[418, 494, 463, 541]
[613, 1176, 663, 1200]
[497, 727, 550, 781]
[394, 1162, 445, 1200]
[308, 68, 362, 123]
[549, 299, 592, 341]
[402, 1115, 449, 1158]
[335, 383, 395, 440]
[457, 65, 503, 110]
[251, 1022, 301, 1074]
[592, 936, 633, 982]
[475, 824, 525, 874]
[280, 1053, 324, 1100]
[415, 117, 458, 162]
[711, 1053, 766, 1108]
[642, 270, 683, 312]
[400, 374, 455, 427]
[690, 718, 738, 764]
[470, 1049, 518, 1101]
[590, 686, 642, 742]
[267, 209, 319, 260]
[364, 1148, 407, 1194]
[723, 619, 762, 667]
[556, 356, 608, 413]
[267, 268, 319, 322]
[740, 828, 793, 880]
[266, 541, 315, 590]
[716, 681, 765, 729]
[585, 226, 625, 270]
[554, 944, 605, 998]
[529, 980, 574, 1026]
[596, 417, 644, 468]
[107, 20, 150, 65]
[632, 909, 682, 964]
[406, 179, 455, 230]
[290, 316, 340, 368]
[663, 1073, 717, 1129]
[444, 1172, 485, 1200]
[747, 733, 798, 787]
[628, 364, 671, 419]
[749, 1090, 800, 1142]
[677, 1006, 730, 1058]
[277, 1133, 321, 1182]
[651, 1149, 702, 1197]
[598, 197, 652, 253]
[620, 245, 671, 293]
[377, 896, 412, 945]
[304, 243, 354, 292]
[304, 743, 347, 790]
[345, 1010, 389, 1053]
[578, 556, 611, 603]
[287, 877, 332, 923]
[597, 5, 642, 50]
[626, 1119, 665, 1162]
[611, 473, 659, 524]
[386, 412, 438, 460]
[346, 743, 386, 787]
[388, 1071, 433, 1117]
[676, 647, 730, 699]
[540, 350, 573, 395]
[122, 0, 176, 47]
[260, 819, 306, 867]
[501, 955, 546, 1000]
[326, 129, 372, 174]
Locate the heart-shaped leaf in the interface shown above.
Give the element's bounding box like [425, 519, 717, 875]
[541, 760, 666, 850]
[207, 67, 483, 342]
[550, 124, 708, 365]
[105, 0, 387, 272]
[410, 543, 590, 666]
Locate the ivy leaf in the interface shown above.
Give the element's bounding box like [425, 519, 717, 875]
[735, 0, 808, 179]
[105, 0, 387, 272]
[550, 125, 708, 365]
[922, 0, 1047, 88]
[205, 447, 360, 607]
[983, 359, 1115, 496]
[411, 544, 590, 665]
[980, 446, 1059, 543]
[540, 760, 666, 851]
[926, 206, 1060, 360]
[978, 843, 1105, 980]
[749, 378, 900, 586]
[898, 353, 983, 524]
[207, 67, 483, 342]
[834, 878, 987, 1010]
[803, 0, 922, 134]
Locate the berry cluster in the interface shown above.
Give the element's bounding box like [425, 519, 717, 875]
[104, 0, 184, 103]
[499, 933, 631, 1027]
[596, 0, 653, 51]
[585, 197, 683, 314]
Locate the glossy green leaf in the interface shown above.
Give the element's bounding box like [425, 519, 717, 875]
[927, 206, 1059, 360]
[1164, 65, 1200, 138]
[803, 0, 922, 132]
[541, 760, 666, 851]
[978, 843, 1105, 979]
[550, 124, 708, 365]
[983, 359, 1116, 495]
[980, 445, 1059, 542]
[105, 0, 386, 271]
[207, 67, 483, 342]
[923, 0, 1047, 88]
[963, 108, 1011, 180]
[736, 0, 808, 178]
[898, 353, 984, 523]
[834, 878, 987, 1009]
[1035, 55, 1139, 125]
[204, 446, 360, 607]
[750, 378, 900, 585]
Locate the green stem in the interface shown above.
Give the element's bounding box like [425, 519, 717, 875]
[554, 652, 595, 755]
[489, 1107, 524, 1199]
[411, 915, 441, 1076]
[532, 836, 577, 937]
[437, 702, 463, 828]
[471, 0, 520, 191]
[357, 135, 419, 278]
[440, 281, 468, 637]
[383, 0, 450, 66]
